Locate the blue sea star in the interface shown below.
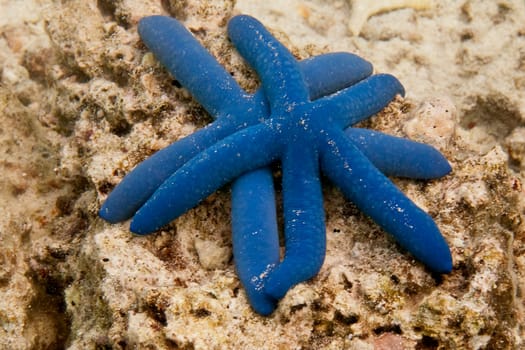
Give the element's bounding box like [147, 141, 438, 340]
[99, 15, 452, 315]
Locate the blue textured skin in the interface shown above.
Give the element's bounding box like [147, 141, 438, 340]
[99, 16, 374, 223]
[99, 15, 453, 315]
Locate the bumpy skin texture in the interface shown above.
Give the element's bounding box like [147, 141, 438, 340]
[99, 15, 453, 315]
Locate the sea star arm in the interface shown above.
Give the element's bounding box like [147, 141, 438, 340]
[138, 15, 251, 117]
[320, 128, 452, 273]
[99, 14, 452, 317]
[130, 123, 282, 234]
[300, 52, 372, 100]
[101, 15, 255, 223]
[313, 73, 405, 129]
[231, 55, 374, 314]
[231, 168, 280, 315]
[140, 15, 377, 116]
[99, 117, 240, 223]
[99, 49, 372, 223]
[263, 143, 326, 301]
[230, 51, 374, 315]
[228, 15, 309, 110]
[139, 15, 376, 120]
[346, 128, 452, 179]
[101, 13, 376, 223]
